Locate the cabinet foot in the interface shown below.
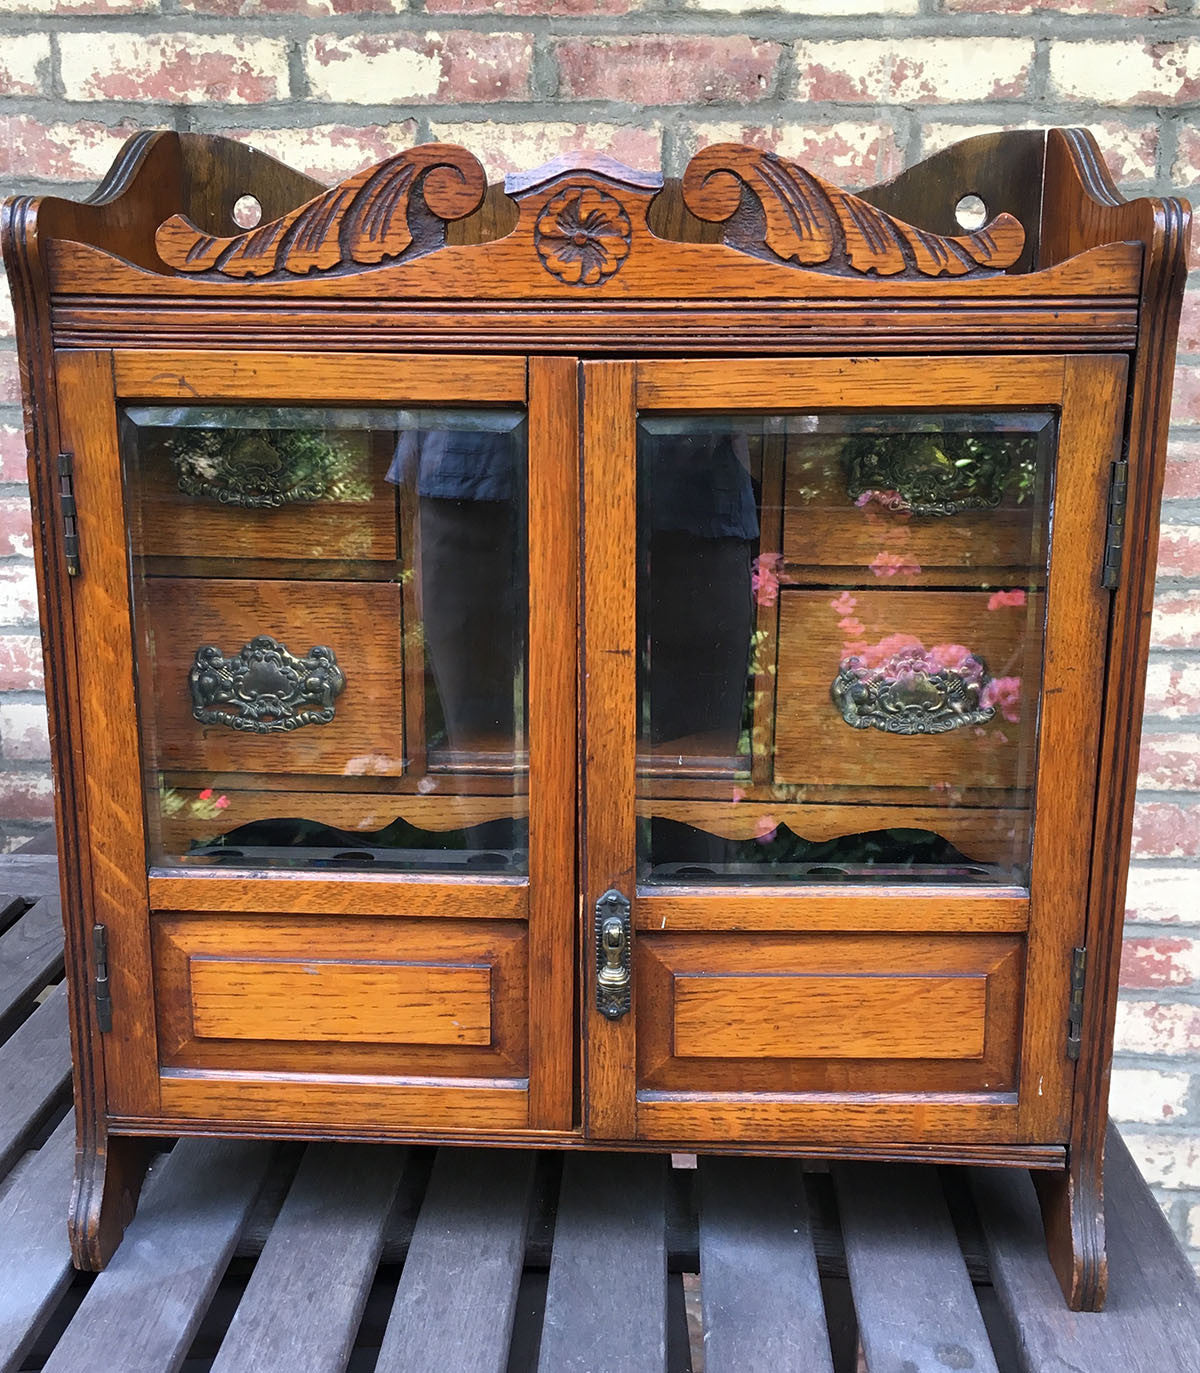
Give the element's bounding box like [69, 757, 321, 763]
[69, 1132, 155, 1271]
[1034, 1159, 1108, 1311]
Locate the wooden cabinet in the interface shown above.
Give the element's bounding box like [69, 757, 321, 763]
[3, 127, 1189, 1308]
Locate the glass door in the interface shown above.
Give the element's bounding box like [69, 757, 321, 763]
[58, 350, 577, 1134]
[582, 355, 1127, 1146]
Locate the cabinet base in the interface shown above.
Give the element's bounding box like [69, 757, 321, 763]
[1034, 1157, 1108, 1311]
[69, 1132, 156, 1272]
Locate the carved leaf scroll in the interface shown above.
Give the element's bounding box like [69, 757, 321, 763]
[155, 144, 486, 279]
[682, 144, 1025, 279]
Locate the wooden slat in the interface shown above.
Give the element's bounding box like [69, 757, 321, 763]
[835, 1163, 998, 1373]
[538, 1154, 667, 1373]
[0, 983, 72, 1178]
[971, 1125, 1200, 1373]
[699, 1156, 833, 1373]
[0, 854, 61, 898]
[209, 1143, 405, 1373]
[0, 1113, 74, 1373]
[0, 898, 65, 1032]
[41, 1138, 273, 1373]
[376, 1148, 535, 1373]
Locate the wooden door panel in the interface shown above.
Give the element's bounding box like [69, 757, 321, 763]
[637, 932, 1021, 1094]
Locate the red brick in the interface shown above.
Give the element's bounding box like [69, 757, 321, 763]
[0, 428, 26, 484]
[1118, 1128, 1200, 1187]
[0, 565, 38, 624]
[1174, 364, 1200, 425]
[1132, 800, 1200, 857]
[1180, 284, 1200, 354]
[0, 701, 48, 763]
[1175, 127, 1200, 189]
[1116, 999, 1200, 1056]
[1157, 526, 1200, 580]
[0, 115, 150, 183]
[0, 498, 32, 560]
[0, 635, 42, 691]
[1121, 935, 1200, 989]
[429, 0, 633, 10]
[1140, 734, 1200, 790]
[1126, 867, 1200, 924]
[555, 36, 781, 104]
[1050, 40, 1200, 106]
[0, 355, 21, 407]
[429, 121, 661, 179]
[0, 770, 53, 822]
[306, 33, 532, 104]
[180, 0, 399, 13]
[1145, 660, 1200, 719]
[791, 39, 1032, 104]
[1153, 591, 1200, 650]
[226, 124, 420, 183]
[0, 34, 48, 97]
[1165, 438, 1200, 501]
[1109, 1066, 1191, 1123]
[689, 121, 902, 187]
[59, 32, 289, 103]
[948, 0, 1167, 12]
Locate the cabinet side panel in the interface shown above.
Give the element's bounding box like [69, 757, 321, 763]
[56, 350, 160, 1116]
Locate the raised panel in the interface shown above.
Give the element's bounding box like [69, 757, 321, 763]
[153, 913, 526, 1081]
[189, 956, 492, 1045]
[673, 972, 986, 1060]
[637, 932, 1022, 1097]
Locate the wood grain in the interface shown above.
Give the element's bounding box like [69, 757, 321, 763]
[189, 957, 492, 1046]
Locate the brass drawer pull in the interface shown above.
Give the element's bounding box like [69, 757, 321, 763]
[832, 642, 996, 736]
[189, 635, 346, 734]
[168, 429, 347, 509]
[595, 889, 632, 1021]
[844, 432, 1034, 516]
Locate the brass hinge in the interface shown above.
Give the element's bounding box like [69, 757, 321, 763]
[1101, 458, 1128, 590]
[1067, 946, 1087, 1061]
[93, 923, 112, 1032]
[57, 452, 80, 576]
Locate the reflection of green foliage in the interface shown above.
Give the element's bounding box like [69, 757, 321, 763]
[844, 430, 1041, 512]
[166, 427, 372, 508]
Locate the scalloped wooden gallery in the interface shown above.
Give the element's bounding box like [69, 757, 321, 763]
[2, 128, 1189, 1309]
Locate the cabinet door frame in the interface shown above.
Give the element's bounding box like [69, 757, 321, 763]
[581, 353, 1128, 1148]
[57, 348, 578, 1135]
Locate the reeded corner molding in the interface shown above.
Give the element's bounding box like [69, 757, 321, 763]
[155, 144, 486, 280]
[681, 143, 1026, 279]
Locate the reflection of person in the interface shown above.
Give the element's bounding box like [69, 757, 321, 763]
[639, 426, 757, 753]
[389, 427, 524, 755]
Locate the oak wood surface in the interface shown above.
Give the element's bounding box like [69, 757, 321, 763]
[153, 913, 528, 1081]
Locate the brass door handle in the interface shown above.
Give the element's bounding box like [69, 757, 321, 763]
[832, 643, 996, 736]
[595, 889, 631, 1020]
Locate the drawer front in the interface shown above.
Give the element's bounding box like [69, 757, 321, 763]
[132, 427, 398, 564]
[153, 913, 527, 1079]
[780, 435, 1044, 586]
[774, 589, 1043, 793]
[637, 932, 1022, 1096]
[143, 577, 405, 777]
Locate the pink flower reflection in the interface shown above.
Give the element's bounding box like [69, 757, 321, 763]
[755, 814, 778, 843]
[981, 675, 1022, 723]
[829, 591, 858, 616]
[988, 588, 1027, 611]
[869, 550, 921, 578]
[751, 553, 784, 607]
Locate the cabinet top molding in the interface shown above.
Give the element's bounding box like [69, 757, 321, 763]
[2, 128, 1191, 303]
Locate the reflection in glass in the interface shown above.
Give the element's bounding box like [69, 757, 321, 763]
[636, 412, 1055, 888]
[122, 405, 527, 874]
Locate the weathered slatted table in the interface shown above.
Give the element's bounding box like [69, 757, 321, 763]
[2, 854, 1199, 1373]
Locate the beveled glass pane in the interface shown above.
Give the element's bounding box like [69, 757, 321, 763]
[122, 405, 527, 873]
[636, 411, 1055, 887]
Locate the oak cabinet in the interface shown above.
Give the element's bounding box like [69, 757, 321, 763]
[3, 127, 1189, 1308]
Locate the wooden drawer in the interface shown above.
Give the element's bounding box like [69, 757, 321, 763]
[131, 427, 398, 564]
[774, 588, 1043, 793]
[142, 577, 405, 777]
[780, 435, 1045, 587]
[636, 931, 1022, 1096]
[152, 913, 527, 1079]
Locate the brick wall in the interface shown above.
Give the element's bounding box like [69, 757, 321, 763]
[0, 0, 1198, 1265]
